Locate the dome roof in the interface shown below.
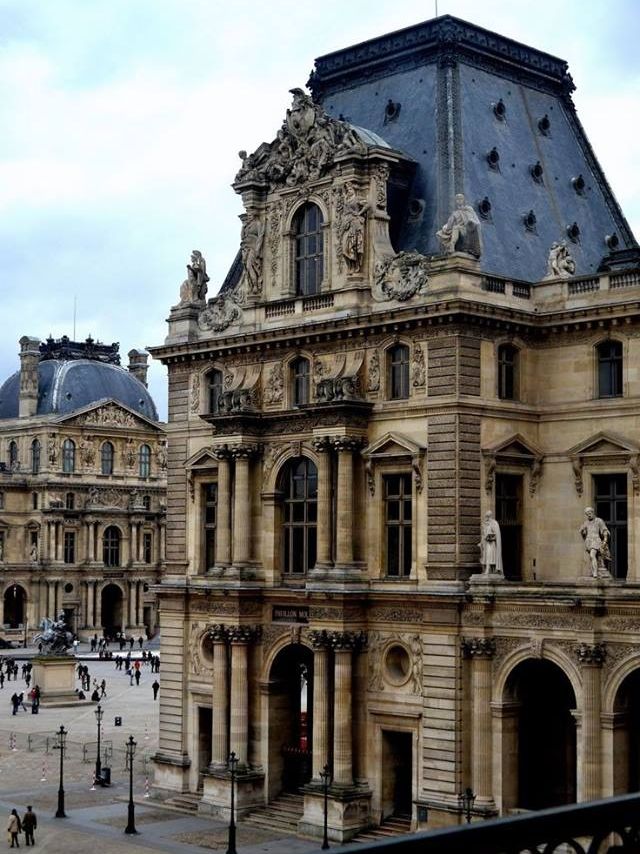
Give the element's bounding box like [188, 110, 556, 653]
[0, 359, 158, 421]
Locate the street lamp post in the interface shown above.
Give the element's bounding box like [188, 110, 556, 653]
[124, 735, 137, 834]
[320, 763, 331, 850]
[94, 704, 103, 785]
[55, 725, 67, 818]
[226, 751, 238, 854]
[459, 786, 476, 824]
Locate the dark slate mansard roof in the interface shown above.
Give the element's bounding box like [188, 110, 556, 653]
[210, 14, 638, 291]
[0, 337, 158, 421]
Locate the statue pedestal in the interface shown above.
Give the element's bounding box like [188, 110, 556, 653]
[32, 656, 83, 707]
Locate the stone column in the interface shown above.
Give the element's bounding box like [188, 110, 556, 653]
[214, 451, 232, 568]
[128, 581, 137, 627]
[332, 438, 362, 567]
[228, 626, 260, 767]
[88, 523, 95, 562]
[130, 523, 138, 564]
[55, 523, 63, 562]
[210, 625, 230, 767]
[88, 581, 96, 628]
[332, 631, 363, 787]
[309, 631, 331, 780]
[312, 439, 333, 567]
[575, 642, 606, 801]
[463, 637, 497, 810]
[231, 447, 254, 567]
[47, 581, 55, 618]
[136, 580, 144, 627]
[95, 583, 102, 629]
[159, 522, 166, 563]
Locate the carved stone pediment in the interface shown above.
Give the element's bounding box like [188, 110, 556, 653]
[58, 400, 157, 430]
[233, 88, 370, 192]
[362, 432, 425, 495]
[567, 432, 640, 496]
[483, 434, 544, 495]
[184, 447, 220, 472]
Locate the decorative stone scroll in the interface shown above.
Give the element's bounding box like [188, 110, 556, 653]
[575, 642, 607, 666]
[234, 88, 367, 191]
[309, 629, 367, 651]
[366, 350, 380, 393]
[198, 293, 242, 334]
[228, 625, 262, 645]
[263, 363, 284, 406]
[461, 637, 496, 659]
[373, 252, 430, 302]
[411, 344, 426, 388]
[86, 486, 128, 509]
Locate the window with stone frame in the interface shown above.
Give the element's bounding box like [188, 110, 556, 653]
[65, 492, 75, 510]
[383, 473, 412, 577]
[281, 457, 317, 576]
[388, 344, 410, 400]
[139, 444, 151, 478]
[597, 340, 623, 398]
[0, 530, 4, 560]
[103, 526, 121, 567]
[62, 439, 75, 473]
[142, 531, 153, 564]
[208, 369, 224, 415]
[593, 473, 627, 579]
[8, 440, 18, 469]
[142, 495, 151, 511]
[0, 493, 3, 510]
[32, 492, 38, 510]
[498, 343, 519, 400]
[101, 441, 114, 475]
[293, 203, 324, 296]
[63, 530, 76, 564]
[291, 357, 311, 406]
[31, 439, 41, 475]
[203, 483, 217, 571]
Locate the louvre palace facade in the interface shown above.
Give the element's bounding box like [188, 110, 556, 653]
[0, 335, 166, 640]
[149, 15, 640, 841]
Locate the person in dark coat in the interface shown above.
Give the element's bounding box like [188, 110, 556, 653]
[21, 806, 36, 846]
[152, 679, 160, 700]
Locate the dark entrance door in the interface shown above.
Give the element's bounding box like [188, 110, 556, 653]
[495, 474, 523, 579]
[594, 473, 627, 578]
[3, 585, 25, 628]
[381, 731, 412, 818]
[198, 707, 212, 790]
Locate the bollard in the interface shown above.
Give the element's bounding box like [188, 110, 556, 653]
[90, 770, 96, 791]
[10, 732, 16, 751]
[144, 722, 149, 741]
[41, 759, 47, 782]
[144, 776, 150, 798]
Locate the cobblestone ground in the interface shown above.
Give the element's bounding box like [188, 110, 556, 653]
[0, 644, 323, 853]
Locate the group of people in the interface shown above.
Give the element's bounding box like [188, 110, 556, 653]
[7, 806, 36, 848]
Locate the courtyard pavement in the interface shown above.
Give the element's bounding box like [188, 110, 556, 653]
[0, 641, 326, 853]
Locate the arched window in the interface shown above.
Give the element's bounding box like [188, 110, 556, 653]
[597, 340, 623, 398]
[62, 439, 75, 473]
[101, 441, 114, 475]
[294, 203, 323, 296]
[208, 369, 224, 415]
[8, 441, 18, 470]
[291, 357, 310, 406]
[31, 439, 41, 475]
[103, 526, 121, 567]
[498, 344, 519, 400]
[281, 457, 318, 575]
[388, 344, 410, 400]
[139, 444, 151, 478]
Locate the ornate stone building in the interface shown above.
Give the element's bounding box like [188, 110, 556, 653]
[149, 15, 640, 842]
[0, 335, 166, 640]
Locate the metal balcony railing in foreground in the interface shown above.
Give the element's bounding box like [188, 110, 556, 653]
[316, 793, 640, 854]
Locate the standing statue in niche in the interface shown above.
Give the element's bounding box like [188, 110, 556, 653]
[179, 250, 209, 303]
[546, 241, 576, 279]
[341, 183, 368, 273]
[436, 193, 482, 258]
[580, 506, 611, 577]
[241, 214, 265, 295]
[479, 511, 503, 575]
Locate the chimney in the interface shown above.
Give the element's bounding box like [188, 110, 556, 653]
[18, 336, 41, 418]
[128, 348, 149, 387]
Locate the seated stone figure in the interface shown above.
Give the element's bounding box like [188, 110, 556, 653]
[436, 194, 482, 258]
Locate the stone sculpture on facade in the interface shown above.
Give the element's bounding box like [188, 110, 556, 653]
[179, 250, 210, 304]
[234, 88, 367, 191]
[479, 511, 503, 575]
[580, 506, 611, 577]
[373, 252, 430, 301]
[436, 193, 482, 257]
[546, 241, 576, 279]
[240, 214, 266, 295]
[341, 183, 368, 274]
[198, 293, 242, 333]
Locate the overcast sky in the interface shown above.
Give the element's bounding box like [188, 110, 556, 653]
[1, 0, 638, 420]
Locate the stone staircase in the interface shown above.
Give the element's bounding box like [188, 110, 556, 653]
[351, 815, 412, 843]
[163, 791, 202, 813]
[242, 791, 304, 835]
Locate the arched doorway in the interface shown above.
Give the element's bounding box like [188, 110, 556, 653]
[3, 585, 26, 628]
[101, 584, 123, 636]
[502, 659, 577, 810]
[611, 668, 640, 794]
[267, 644, 314, 799]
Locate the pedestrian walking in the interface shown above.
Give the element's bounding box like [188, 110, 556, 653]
[138, 636, 144, 650]
[10, 693, 19, 715]
[134, 669, 141, 686]
[100, 679, 106, 698]
[0, 670, 5, 689]
[24, 674, 30, 689]
[18, 693, 27, 713]
[128, 636, 134, 651]
[21, 806, 36, 847]
[7, 808, 21, 847]
[152, 679, 160, 700]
